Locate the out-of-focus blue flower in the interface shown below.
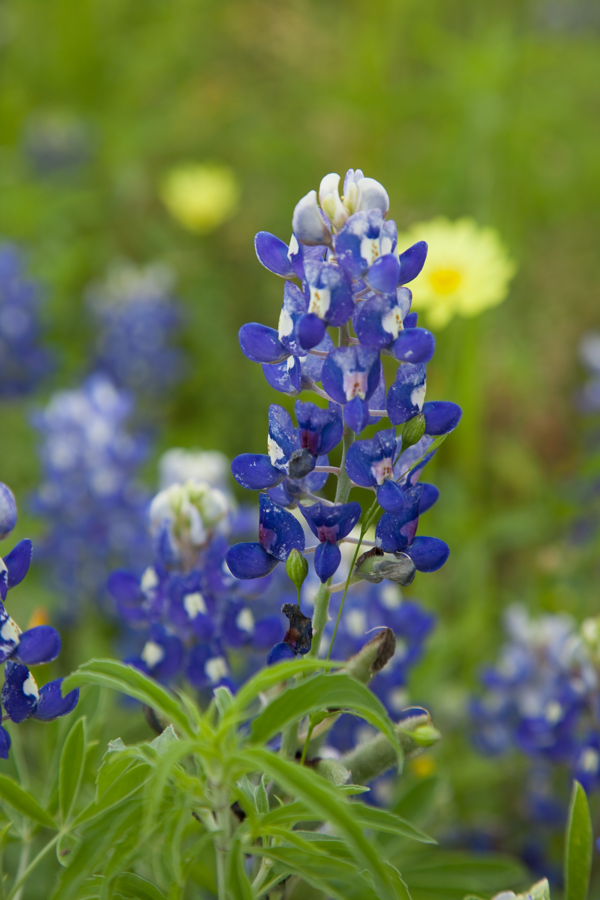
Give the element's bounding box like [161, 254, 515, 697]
[0, 483, 18, 540]
[31, 374, 151, 608]
[88, 262, 182, 399]
[0, 486, 78, 758]
[0, 244, 51, 398]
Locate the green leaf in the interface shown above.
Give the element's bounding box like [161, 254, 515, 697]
[565, 780, 593, 900]
[62, 659, 196, 737]
[223, 658, 342, 726]
[237, 748, 396, 900]
[400, 849, 526, 892]
[0, 774, 57, 830]
[73, 762, 151, 827]
[57, 832, 80, 868]
[248, 845, 380, 900]
[249, 674, 399, 758]
[59, 716, 86, 823]
[352, 803, 435, 843]
[227, 835, 253, 900]
[114, 873, 168, 900]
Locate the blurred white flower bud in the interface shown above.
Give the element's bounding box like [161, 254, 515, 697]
[158, 448, 230, 491]
[355, 177, 389, 215]
[149, 479, 229, 565]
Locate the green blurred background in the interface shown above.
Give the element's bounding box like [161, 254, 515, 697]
[1, 0, 600, 866]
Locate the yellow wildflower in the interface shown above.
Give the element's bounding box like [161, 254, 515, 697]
[398, 218, 516, 328]
[160, 163, 239, 234]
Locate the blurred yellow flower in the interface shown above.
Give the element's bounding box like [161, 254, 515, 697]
[410, 753, 436, 778]
[398, 218, 516, 329]
[27, 607, 49, 628]
[160, 163, 239, 234]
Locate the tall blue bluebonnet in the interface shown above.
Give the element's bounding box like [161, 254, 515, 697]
[107, 455, 285, 694]
[0, 244, 51, 398]
[227, 167, 459, 664]
[0, 482, 79, 759]
[87, 262, 182, 400]
[30, 375, 151, 609]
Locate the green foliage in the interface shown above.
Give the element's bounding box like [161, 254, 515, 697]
[564, 781, 593, 900]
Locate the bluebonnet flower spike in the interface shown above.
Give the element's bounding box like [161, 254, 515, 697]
[299, 501, 361, 582]
[345, 429, 406, 514]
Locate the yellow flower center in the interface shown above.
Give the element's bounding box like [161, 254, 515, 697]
[429, 268, 462, 295]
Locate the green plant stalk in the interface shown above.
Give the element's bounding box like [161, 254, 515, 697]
[300, 722, 315, 766]
[213, 785, 231, 900]
[7, 834, 59, 900]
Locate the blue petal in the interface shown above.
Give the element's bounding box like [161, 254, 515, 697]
[254, 232, 295, 278]
[335, 210, 388, 279]
[279, 282, 309, 356]
[289, 239, 325, 280]
[344, 396, 370, 434]
[259, 493, 305, 561]
[354, 293, 401, 349]
[314, 542, 342, 582]
[418, 484, 439, 515]
[322, 346, 380, 405]
[390, 328, 435, 364]
[295, 401, 343, 456]
[422, 401, 462, 435]
[406, 536, 449, 572]
[231, 454, 285, 490]
[297, 313, 326, 351]
[367, 253, 400, 294]
[239, 323, 289, 364]
[375, 487, 422, 552]
[0, 726, 10, 759]
[1, 661, 38, 723]
[185, 644, 213, 688]
[14, 626, 61, 666]
[398, 241, 428, 284]
[300, 331, 334, 384]
[107, 570, 140, 603]
[262, 357, 302, 395]
[33, 678, 79, 721]
[266, 483, 295, 508]
[376, 480, 406, 514]
[267, 642, 296, 664]
[191, 613, 215, 642]
[304, 260, 354, 327]
[345, 428, 397, 487]
[386, 364, 427, 425]
[292, 191, 331, 246]
[226, 543, 279, 580]
[3, 539, 33, 591]
[0, 483, 17, 540]
[299, 501, 361, 542]
[366, 363, 386, 426]
[254, 615, 284, 649]
[404, 312, 418, 328]
[268, 405, 299, 465]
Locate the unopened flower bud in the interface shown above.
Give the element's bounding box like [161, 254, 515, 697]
[286, 548, 309, 593]
[318, 173, 348, 230]
[342, 628, 396, 684]
[402, 413, 426, 450]
[355, 177, 389, 215]
[292, 191, 331, 246]
[355, 548, 416, 586]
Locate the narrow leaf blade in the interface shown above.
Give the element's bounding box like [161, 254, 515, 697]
[59, 716, 86, 823]
[0, 774, 57, 830]
[565, 780, 592, 900]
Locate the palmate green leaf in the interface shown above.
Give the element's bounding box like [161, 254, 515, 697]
[0, 774, 57, 830]
[565, 780, 593, 900]
[249, 673, 400, 758]
[60, 716, 86, 823]
[62, 659, 196, 738]
[222, 658, 342, 727]
[237, 748, 396, 900]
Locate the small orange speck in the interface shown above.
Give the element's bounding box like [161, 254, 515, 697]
[28, 607, 49, 629]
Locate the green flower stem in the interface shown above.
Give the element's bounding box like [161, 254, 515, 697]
[300, 721, 315, 766]
[280, 720, 300, 759]
[213, 785, 231, 900]
[307, 579, 331, 658]
[8, 833, 59, 900]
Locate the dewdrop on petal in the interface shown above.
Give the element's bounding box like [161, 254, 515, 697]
[399, 217, 516, 329]
[160, 163, 239, 235]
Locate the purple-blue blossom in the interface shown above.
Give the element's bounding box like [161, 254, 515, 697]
[0, 243, 51, 398]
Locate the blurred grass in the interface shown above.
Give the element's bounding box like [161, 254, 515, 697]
[1, 0, 600, 859]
